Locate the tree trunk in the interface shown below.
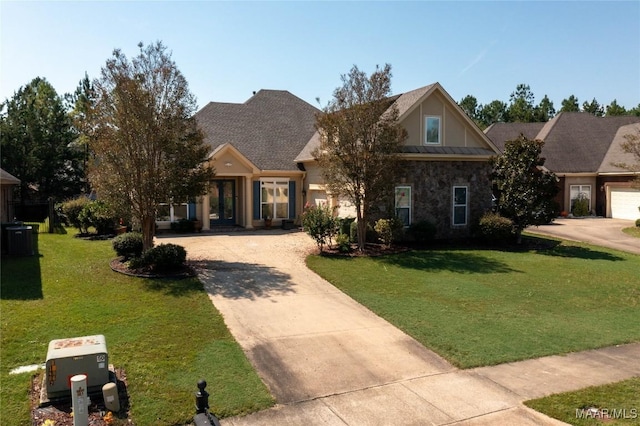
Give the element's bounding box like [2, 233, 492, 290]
[141, 215, 155, 252]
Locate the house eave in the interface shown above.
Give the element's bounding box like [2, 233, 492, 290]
[400, 153, 493, 162]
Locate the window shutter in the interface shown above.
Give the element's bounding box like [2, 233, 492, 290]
[253, 181, 260, 220]
[288, 181, 296, 219]
[188, 202, 196, 220]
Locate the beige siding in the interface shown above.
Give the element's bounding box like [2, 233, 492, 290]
[403, 107, 421, 146]
[209, 151, 254, 174]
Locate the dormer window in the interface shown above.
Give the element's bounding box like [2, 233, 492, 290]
[425, 116, 441, 145]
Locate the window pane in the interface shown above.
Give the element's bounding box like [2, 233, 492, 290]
[453, 206, 466, 225]
[396, 208, 410, 226]
[276, 203, 288, 219]
[262, 204, 272, 218]
[395, 187, 410, 208]
[454, 187, 467, 205]
[173, 204, 187, 220]
[157, 204, 170, 221]
[426, 117, 440, 144]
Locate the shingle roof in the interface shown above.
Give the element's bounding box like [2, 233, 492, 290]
[401, 146, 496, 156]
[195, 90, 320, 171]
[0, 168, 20, 185]
[484, 113, 640, 173]
[599, 123, 640, 173]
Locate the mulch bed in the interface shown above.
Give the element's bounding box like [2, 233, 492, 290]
[31, 368, 132, 426]
[109, 257, 196, 279]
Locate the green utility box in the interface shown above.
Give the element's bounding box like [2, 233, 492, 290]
[45, 335, 109, 399]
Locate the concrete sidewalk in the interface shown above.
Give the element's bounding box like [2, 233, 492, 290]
[160, 230, 639, 425]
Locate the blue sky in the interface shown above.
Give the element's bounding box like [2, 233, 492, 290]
[1, 1, 639, 111]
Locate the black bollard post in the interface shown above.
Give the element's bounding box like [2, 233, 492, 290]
[194, 379, 221, 426]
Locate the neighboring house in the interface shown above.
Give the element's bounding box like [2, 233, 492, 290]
[296, 83, 501, 238]
[0, 168, 20, 222]
[192, 90, 320, 230]
[485, 113, 640, 220]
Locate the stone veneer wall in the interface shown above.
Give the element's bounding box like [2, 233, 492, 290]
[398, 160, 493, 239]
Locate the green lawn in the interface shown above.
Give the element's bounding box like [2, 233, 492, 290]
[1, 230, 273, 425]
[525, 378, 640, 425]
[306, 238, 640, 368]
[623, 226, 640, 238]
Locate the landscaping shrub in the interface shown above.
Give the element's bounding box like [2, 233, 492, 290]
[302, 204, 337, 251]
[349, 220, 377, 244]
[408, 220, 436, 243]
[571, 193, 590, 217]
[337, 217, 355, 236]
[374, 217, 404, 247]
[170, 218, 195, 233]
[112, 232, 143, 259]
[60, 196, 91, 232]
[132, 243, 187, 272]
[78, 200, 118, 235]
[335, 233, 352, 253]
[636, 218, 640, 228]
[477, 212, 514, 243]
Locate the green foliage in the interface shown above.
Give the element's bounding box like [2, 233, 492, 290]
[560, 95, 580, 113]
[132, 243, 187, 272]
[0, 77, 85, 203]
[408, 220, 436, 243]
[605, 99, 627, 116]
[571, 193, 590, 217]
[112, 232, 143, 259]
[78, 200, 117, 235]
[336, 217, 356, 236]
[314, 64, 407, 251]
[301, 204, 337, 252]
[59, 196, 91, 231]
[490, 135, 559, 243]
[635, 219, 640, 228]
[349, 220, 377, 244]
[582, 98, 604, 116]
[477, 212, 514, 243]
[335, 233, 352, 253]
[89, 41, 215, 251]
[374, 217, 404, 247]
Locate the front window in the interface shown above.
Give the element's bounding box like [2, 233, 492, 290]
[425, 116, 441, 145]
[395, 186, 411, 226]
[570, 185, 591, 214]
[261, 179, 289, 219]
[453, 186, 468, 226]
[157, 201, 188, 222]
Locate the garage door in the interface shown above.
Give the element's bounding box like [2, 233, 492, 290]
[610, 188, 640, 220]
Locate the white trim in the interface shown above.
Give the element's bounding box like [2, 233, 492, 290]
[424, 115, 441, 145]
[395, 185, 412, 226]
[260, 178, 290, 220]
[569, 184, 592, 212]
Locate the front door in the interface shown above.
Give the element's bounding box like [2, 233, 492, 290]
[209, 180, 235, 226]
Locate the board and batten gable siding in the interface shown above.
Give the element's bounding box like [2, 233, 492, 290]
[401, 92, 486, 148]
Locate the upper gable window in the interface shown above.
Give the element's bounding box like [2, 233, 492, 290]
[425, 116, 441, 145]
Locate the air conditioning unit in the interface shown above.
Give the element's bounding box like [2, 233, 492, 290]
[45, 335, 110, 399]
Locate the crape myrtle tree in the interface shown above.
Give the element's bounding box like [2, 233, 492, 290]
[614, 126, 640, 189]
[88, 42, 214, 251]
[0, 77, 84, 205]
[490, 135, 559, 244]
[313, 64, 407, 251]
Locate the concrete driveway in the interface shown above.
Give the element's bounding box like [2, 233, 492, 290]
[526, 217, 640, 255]
[158, 230, 608, 425]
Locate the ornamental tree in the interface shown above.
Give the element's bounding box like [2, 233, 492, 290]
[490, 135, 559, 243]
[87, 42, 214, 251]
[313, 64, 407, 251]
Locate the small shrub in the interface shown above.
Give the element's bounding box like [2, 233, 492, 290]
[335, 233, 352, 253]
[170, 218, 194, 233]
[636, 218, 640, 228]
[571, 193, 590, 217]
[78, 200, 118, 235]
[112, 232, 143, 259]
[349, 220, 377, 244]
[60, 197, 91, 232]
[408, 220, 436, 243]
[302, 204, 337, 251]
[477, 212, 514, 243]
[336, 217, 356, 236]
[374, 218, 404, 247]
[132, 243, 187, 272]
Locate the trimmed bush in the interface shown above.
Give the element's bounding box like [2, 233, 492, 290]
[477, 212, 514, 243]
[78, 200, 118, 235]
[302, 204, 337, 251]
[335, 233, 352, 253]
[571, 193, 590, 217]
[408, 220, 436, 243]
[60, 197, 91, 232]
[112, 232, 143, 259]
[337, 217, 356, 236]
[349, 220, 377, 244]
[636, 218, 640, 228]
[132, 243, 187, 272]
[374, 217, 404, 247]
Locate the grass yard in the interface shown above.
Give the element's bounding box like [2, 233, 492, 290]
[623, 226, 640, 238]
[525, 377, 640, 425]
[1, 229, 273, 425]
[306, 238, 640, 368]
